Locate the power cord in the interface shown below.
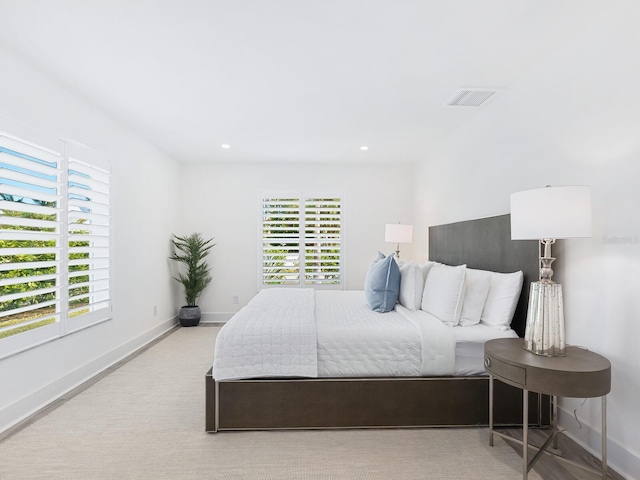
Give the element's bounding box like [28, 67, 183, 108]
[573, 398, 588, 429]
[565, 345, 590, 428]
[555, 398, 587, 436]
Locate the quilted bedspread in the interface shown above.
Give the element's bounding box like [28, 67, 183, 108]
[212, 288, 317, 381]
[316, 291, 455, 377]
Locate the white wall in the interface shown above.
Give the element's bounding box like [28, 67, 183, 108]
[412, 5, 640, 478]
[179, 162, 414, 318]
[0, 50, 182, 433]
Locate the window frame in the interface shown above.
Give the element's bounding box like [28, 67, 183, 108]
[259, 191, 345, 290]
[0, 131, 112, 359]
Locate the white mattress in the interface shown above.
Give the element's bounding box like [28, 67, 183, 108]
[452, 323, 518, 375]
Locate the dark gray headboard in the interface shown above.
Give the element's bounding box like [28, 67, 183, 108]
[428, 214, 538, 337]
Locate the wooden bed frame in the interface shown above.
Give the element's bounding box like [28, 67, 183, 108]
[205, 214, 550, 432]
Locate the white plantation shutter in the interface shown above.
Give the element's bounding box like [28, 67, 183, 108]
[261, 193, 342, 288]
[262, 197, 301, 285]
[304, 197, 341, 285]
[66, 156, 111, 329]
[0, 134, 62, 349]
[0, 131, 111, 357]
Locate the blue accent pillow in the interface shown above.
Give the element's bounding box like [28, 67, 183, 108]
[364, 252, 400, 313]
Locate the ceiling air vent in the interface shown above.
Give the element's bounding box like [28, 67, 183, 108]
[446, 88, 497, 107]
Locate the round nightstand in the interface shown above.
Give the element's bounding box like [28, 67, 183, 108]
[484, 338, 611, 479]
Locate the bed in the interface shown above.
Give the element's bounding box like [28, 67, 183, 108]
[205, 214, 550, 432]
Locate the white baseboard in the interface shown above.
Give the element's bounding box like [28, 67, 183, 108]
[558, 406, 638, 479]
[0, 316, 178, 436]
[200, 312, 233, 323]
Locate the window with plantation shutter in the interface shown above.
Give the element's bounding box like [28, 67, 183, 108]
[0, 131, 111, 358]
[261, 194, 342, 288]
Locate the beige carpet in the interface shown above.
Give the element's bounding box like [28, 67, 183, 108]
[0, 326, 541, 479]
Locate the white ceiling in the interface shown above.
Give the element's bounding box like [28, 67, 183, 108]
[0, 1, 606, 164]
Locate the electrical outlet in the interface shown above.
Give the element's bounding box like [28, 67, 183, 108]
[153, 305, 158, 316]
[232, 295, 239, 304]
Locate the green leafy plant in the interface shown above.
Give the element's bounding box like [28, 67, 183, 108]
[170, 233, 215, 306]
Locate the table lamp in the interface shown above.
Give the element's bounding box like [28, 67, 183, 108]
[510, 186, 592, 356]
[385, 223, 413, 259]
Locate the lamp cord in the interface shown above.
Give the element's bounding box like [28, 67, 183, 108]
[573, 398, 588, 429]
[555, 345, 590, 433]
[556, 398, 588, 437]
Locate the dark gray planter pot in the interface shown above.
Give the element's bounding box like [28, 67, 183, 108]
[179, 306, 201, 327]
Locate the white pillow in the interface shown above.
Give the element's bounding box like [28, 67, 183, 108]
[420, 261, 437, 282]
[459, 268, 491, 326]
[480, 270, 524, 329]
[398, 262, 424, 311]
[421, 263, 466, 326]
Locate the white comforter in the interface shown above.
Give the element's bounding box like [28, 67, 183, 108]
[212, 289, 456, 381]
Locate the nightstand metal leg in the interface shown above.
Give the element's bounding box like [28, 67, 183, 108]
[552, 395, 558, 449]
[489, 374, 494, 447]
[537, 393, 542, 427]
[602, 396, 607, 480]
[523, 388, 528, 479]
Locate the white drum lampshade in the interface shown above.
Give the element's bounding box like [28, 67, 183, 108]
[511, 186, 592, 241]
[385, 224, 413, 258]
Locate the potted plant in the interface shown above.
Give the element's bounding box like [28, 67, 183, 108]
[170, 233, 215, 326]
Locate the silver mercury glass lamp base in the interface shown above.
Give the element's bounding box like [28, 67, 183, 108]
[523, 239, 567, 357]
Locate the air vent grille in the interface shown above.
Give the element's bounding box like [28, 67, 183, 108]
[446, 89, 497, 107]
